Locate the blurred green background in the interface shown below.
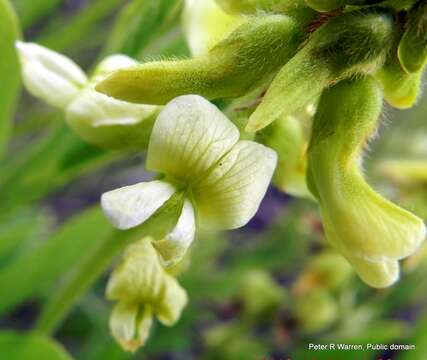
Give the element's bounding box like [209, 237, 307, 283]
[1, 0, 427, 359]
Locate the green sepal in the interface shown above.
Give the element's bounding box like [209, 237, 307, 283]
[246, 10, 394, 132]
[96, 15, 302, 104]
[398, 2, 427, 74]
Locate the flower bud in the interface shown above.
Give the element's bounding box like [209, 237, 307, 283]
[106, 238, 188, 352]
[246, 10, 394, 132]
[96, 15, 302, 104]
[238, 270, 287, 319]
[398, 2, 427, 74]
[15, 41, 87, 109]
[307, 77, 426, 288]
[295, 289, 338, 333]
[294, 251, 353, 294]
[376, 56, 422, 109]
[16, 43, 162, 150]
[205, 324, 266, 359]
[257, 114, 311, 198]
[182, 0, 243, 57]
[65, 54, 161, 150]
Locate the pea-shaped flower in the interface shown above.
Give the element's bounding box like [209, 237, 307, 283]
[106, 238, 187, 352]
[307, 77, 426, 288]
[101, 95, 277, 265]
[15, 41, 159, 149]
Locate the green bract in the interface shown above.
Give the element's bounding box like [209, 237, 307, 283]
[307, 77, 426, 288]
[101, 95, 277, 266]
[16, 42, 160, 150]
[106, 238, 187, 352]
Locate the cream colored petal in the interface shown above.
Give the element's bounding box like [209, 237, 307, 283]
[92, 54, 139, 81]
[15, 41, 87, 109]
[182, 0, 243, 57]
[193, 140, 277, 229]
[156, 276, 188, 326]
[348, 256, 399, 289]
[101, 180, 175, 230]
[67, 88, 158, 127]
[135, 305, 153, 350]
[153, 199, 196, 267]
[321, 210, 403, 288]
[106, 239, 164, 302]
[109, 302, 138, 352]
[322, 179, 426, 262]
[146, 95, 239, 182]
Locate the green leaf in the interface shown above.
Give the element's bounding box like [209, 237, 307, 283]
[399, 315, 427, 360]
[0, 207, 112, 314]
[36, 0, 122, 53]
[0, 0, 21, 161]
[11, 0, 63, 29]
[0, 330, 73, 360]
[0, 122, 118, 208]
[0, 206, 52, 262]
[36, 192, 184, 334]
[104, 0, 183, 58]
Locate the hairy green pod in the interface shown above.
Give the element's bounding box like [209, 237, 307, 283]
[246, 11, 394, 132]
[376, 56, 422, 109]
[96, 15, 302, 104]
[398, 2, 427, 73]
